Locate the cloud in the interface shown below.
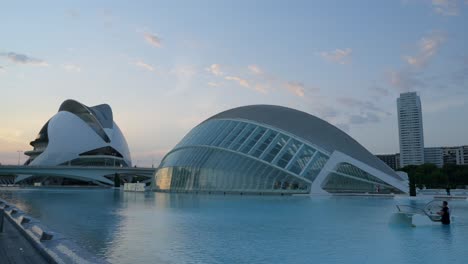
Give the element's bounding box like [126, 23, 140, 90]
[225, 76, 249, 88]
[66, 9, 80, 18]
[424, 96, 466, 113]
[386, 69, 425, 92]
[143, 32, 162, 48]
[451, 56, 468, 84]
[248, 65, 263, 75]
[314, 105, 339, 119]
[166, 65, 197, 95]
[349, 112, 380, 125]
[369, 84, 390, 97]
[404, 32, 446, 68]
[0, 52, 48, 66]
[63, 64, 81, 72]
[206, 64, 223, 76]
[319, 48, 352, 64]
[285, 81, 305, 97]
[254, 84, 268, 94]
[337, 97, 386, 113]
[208, 82, 221, 87]
[134, 60, 155, 72]
[432, 0, 459, 16]
[171, 65, 197, 78]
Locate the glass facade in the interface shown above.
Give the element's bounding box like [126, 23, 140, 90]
[154, 119, 330, 194]
[322, 163, 403, 194]
[154, 118, 404, 195]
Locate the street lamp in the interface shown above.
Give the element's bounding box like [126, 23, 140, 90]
[17, 150, 23, 166]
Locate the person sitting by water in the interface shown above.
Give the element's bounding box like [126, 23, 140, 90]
[437, 201, 450, 225]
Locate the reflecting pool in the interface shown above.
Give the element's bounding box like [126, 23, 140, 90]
[1, 188, 468, 264]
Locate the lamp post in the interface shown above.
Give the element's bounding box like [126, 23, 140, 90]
[17, 150, 23, 166]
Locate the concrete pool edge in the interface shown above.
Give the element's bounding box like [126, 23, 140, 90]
[0, 198, 109, 264]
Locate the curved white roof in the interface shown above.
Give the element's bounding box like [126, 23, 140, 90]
[25, 99, 132, 167]
[206, 105, 400, 180]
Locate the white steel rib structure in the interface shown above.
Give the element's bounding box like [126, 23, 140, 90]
[17, 99, 132, 185]
[152, 105, 408, 195]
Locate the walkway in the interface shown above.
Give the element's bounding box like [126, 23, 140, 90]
[0, 217, 48, 264]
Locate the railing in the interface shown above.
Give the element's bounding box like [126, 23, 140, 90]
[0, 199, 108, 263]
[396, 204, 442, 222]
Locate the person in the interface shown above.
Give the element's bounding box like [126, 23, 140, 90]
[437, 201, 450, 225]
[445, 185, 451, 196]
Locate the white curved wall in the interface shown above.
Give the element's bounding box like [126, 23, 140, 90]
[30, 111, 131, 166]
[111, 123, 132, 167]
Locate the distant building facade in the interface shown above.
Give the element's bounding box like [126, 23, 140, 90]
[424, 147, 444, 168]
[397, 92, 424, 167]
[443, 146, 467, 165]
[376, 153, 400, 170]
[377, 147, 465, 169]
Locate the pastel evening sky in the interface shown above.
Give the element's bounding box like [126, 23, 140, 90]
[1, 0, 467, 166]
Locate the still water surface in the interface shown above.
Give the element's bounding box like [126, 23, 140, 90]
[1, 188, 468, 264]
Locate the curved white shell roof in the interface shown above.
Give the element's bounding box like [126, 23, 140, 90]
[28, 99, 132, 167]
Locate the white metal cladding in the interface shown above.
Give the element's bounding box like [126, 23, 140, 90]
[165, 118, 332, 183]
[25, 99, 132, 168]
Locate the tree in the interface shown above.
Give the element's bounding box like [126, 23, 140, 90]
[408, 174, 416, 196]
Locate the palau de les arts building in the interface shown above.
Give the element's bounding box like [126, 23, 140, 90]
[152, 105, 408, 195]
[18, 99, 132, 185]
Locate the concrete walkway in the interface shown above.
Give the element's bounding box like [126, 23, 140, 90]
[0, 217, 48, 264]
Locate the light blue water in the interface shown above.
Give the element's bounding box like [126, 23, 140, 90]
[1, 188, 468, 264]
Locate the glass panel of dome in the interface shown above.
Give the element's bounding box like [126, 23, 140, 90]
[289, 146, 316, 175]
[219, 122, 246, 148]
[240, 126, 266, 154]
[335, 163, 388, 186]
[228, 123, 255, 150]
[322, 171, 401, 194]
[196, 122, 217, 145]
[276, 139, 301, 168]
[207, 120, 229, 146]
[262, 134, 289, 163]
[203, 121, 225, 145]
[211, 121, 237, 146]
[251, 130, 278, 158]
[303, 152, 329, 181]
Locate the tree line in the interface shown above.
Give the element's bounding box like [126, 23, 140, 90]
[399, 164, 468, 195]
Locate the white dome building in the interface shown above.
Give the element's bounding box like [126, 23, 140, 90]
[152, 105, 408, 195]
[17, 99, 132, 185]
[15, 100, 132, 185]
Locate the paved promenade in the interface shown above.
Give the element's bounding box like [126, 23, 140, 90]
[0, 217, 48, 264]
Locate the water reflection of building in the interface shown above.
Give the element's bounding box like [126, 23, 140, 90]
[0, 189, 125, 256]
[152, 105, 408, 195]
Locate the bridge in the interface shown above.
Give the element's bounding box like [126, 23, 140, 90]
[0, 165, 156, 186]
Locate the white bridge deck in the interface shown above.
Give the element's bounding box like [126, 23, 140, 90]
[0, 165, 156, 185]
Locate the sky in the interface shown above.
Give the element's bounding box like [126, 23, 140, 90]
[1, 0, 467, 166]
